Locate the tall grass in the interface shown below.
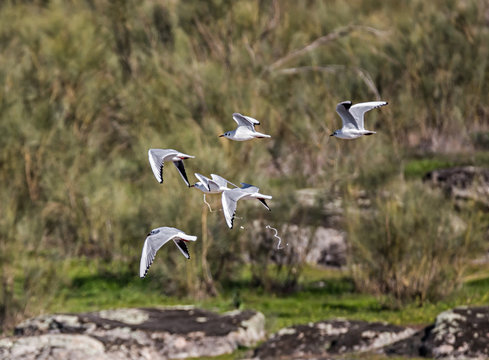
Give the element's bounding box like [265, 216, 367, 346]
[0, 0, 488, 329]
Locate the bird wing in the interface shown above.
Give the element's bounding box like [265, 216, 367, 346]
[221, 189, 250, 229]
[173, 160, 191, 187]
[349, 101, 388, 129]
[140, 227, 196, 278]
[211, 173, 237, 188]
[335, 101, 359, 130]
[173, 239, 190, 259]
[240, 183, 260, 193]
[232, 113, 259, 130]
[148, 149, 177, 183]
[194, 173, 211, 191]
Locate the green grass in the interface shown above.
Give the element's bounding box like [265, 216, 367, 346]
[47, 261, 489, 334]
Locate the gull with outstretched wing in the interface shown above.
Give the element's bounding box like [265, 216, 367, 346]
[331, 101, 388, 139]
[148, 149, 194, 187]
[140, 227, 197, 278]
[219, 113, 271, 141]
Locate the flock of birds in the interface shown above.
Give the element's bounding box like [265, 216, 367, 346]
[139, 100, 388, 278]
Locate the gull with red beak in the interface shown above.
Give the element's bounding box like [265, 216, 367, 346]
[148, 149, 194, 187]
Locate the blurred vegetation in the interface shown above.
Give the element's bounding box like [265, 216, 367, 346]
[347, 181, 485, 305]
[0, 0, 488, 335]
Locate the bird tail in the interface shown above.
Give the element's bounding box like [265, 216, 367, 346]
[253, 132, 271, 138]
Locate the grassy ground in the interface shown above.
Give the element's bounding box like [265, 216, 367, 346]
[47, 260, 489, 333]
[38, 260, 489, 359]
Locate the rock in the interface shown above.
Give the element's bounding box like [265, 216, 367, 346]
[423, 166, 489, 206]
[385, 306, 489, 359]
[252, 319, 415, 359]
[424, 307, 489, 359]
[0, 307, 265, 360]
[250, 221, 347, 268]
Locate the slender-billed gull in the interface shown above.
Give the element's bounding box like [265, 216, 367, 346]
[219, 113, 271, 141]
[148, 149, 194, 187]
[330, 101, 387, 139]
[222, 184, 272, 229]
[140, 227, 197, 278]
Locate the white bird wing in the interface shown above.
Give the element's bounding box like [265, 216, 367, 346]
[139, 227, 197, 278]
[148, 149, 178, 183]
[211, 173, 236, 189]
[221, 189, 251, 229]
[194, 173, 211, 191]
[335, 101, 359, 130]
[240, 183, 272, 210]
[349, 101, 388, 130]
[232, 113, 260, 130]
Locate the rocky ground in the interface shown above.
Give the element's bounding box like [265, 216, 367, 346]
[253, 306, 489, 360]
[0, 307, 265, 360]
[1, 305, 489, 359]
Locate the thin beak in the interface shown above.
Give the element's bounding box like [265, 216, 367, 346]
[330, 133, 334, 137]
[219, 134, 224, 137]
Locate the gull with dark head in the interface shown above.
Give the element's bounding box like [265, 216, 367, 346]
[222, 184, 272, 229]
[219, 113, 271, 141]
[148, 149, 194, 187]
[331, 101, 388, 139]
[140, 226, 197, 278]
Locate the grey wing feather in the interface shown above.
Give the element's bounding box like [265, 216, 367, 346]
[232, 113, 258, 130]
[210, 174, 230, 188]
[173, 160, 191, 187]
[140, 227, 180, 278]
[240, 183, 260, 193]
[335, 101, 359, 130]
[148, 149, 177, 183]
[349, 101, 388, 129]
[194, 173, 211, 191]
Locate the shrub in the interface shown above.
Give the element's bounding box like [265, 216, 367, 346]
[346, 181, 485, 305]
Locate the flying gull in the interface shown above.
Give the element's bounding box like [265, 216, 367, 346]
[140, 226, 197, 278]
[192, 173, 235, 194]
[219, 113, 271, 141]
[221, 184, 272, 229]
[148, 149, 194, 187]
[330, 101, 388, 139]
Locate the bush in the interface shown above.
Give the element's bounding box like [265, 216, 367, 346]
[346, 181, 485, 305]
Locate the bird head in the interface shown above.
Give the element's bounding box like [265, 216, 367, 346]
[219, 131, 231, 138]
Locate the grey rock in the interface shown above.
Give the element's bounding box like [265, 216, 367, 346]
[0, 307, 265, 360]
[252, 319, 415, 359]
[425, 307, 489, 359]
[423, 166, 489, 206]
[385, 306, 489, 359]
